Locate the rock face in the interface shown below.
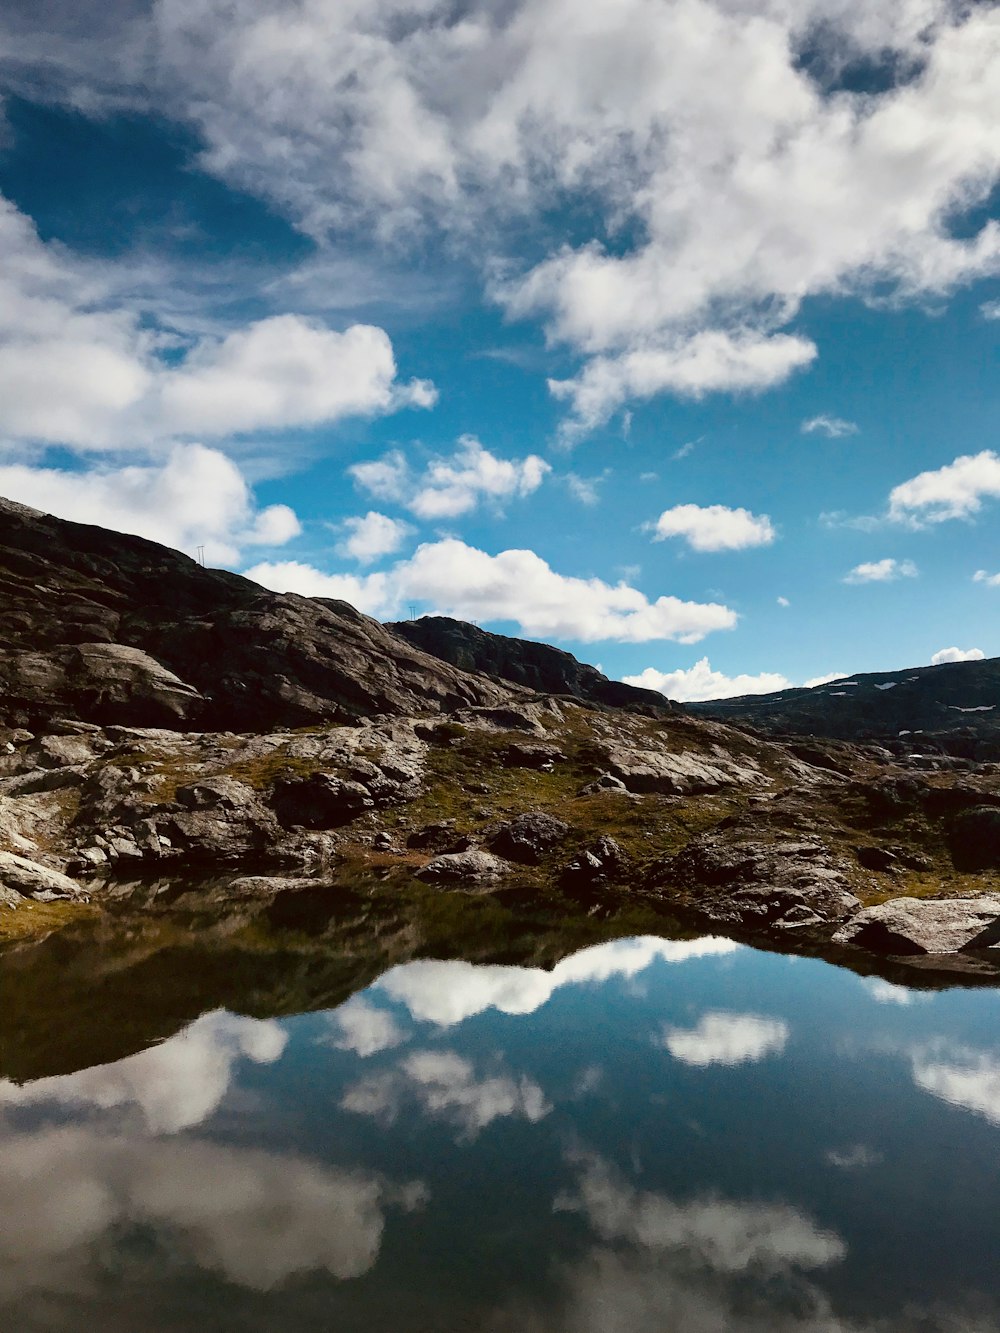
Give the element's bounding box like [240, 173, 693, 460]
[0, 851, 84, 902]
[949, 806, 1000, 870]
[600, 743, 765, 795]
[389, 615, 675, 714]
[416, 849, 512, 884]
[834, 896, 1000, 955]
[490, 812, 570, 864]
[0, 498, 518, 731]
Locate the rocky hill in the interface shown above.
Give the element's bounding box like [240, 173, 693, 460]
[388, 615, 674, 714]
[0, 497, 518, 732]
[689, 658, 1000, 756]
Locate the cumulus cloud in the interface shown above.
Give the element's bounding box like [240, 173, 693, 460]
[349, 437, 550, 520]
[623, 660, 791, 703]
[974, 569, 1000, 587]
[649, 503, 776, 552]
[375, 936, 740, 1028]
[335, 511, 413, 565]
[801, 415, 859, 438]
[930, 646, 985, 665]
[0, 1010, 286, 1134]
[0, 197, 432, 451]
[246, 539, 738, 644]
[341, 1050, 550, 1138]
[803, 671, 849, 688]
[6, 1, 1000, 432]
[0, 444, 300, 564]
[842, 558, 918, 584]
[661, 1012, 790, 1066]
[889, 450, 1000, 524]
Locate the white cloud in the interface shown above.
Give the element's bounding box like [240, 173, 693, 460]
[661, 1012, 789, 1066]
[341, 1050, 550, 1138]
[981, 299, 1000, 320]
[803, 671, 849, 687]
[548, 332, 817, 436]
[843, 558, 918, 584]
[0, 444, 300, 564]
[376, 936, 740, 1028]
[0, 197, 433, 451]
[623, 660, 791, 703]
[349, 436, 550, 520]
[565, 472, 607, 506]
[0, 1011, 285, 1133]
[9, 1, 1000, 434]
[777, 595, 790, 607]
[650, 503, 776, 552]
[861, 978, 927, 1006]
[930, 645, 985, 665]
[335, 511, 413, 565]
[801, 415, 858, 438]
[246, 538, 738, 644]
[889, 450, 1000, 524]
[974, 568, 1000, 587]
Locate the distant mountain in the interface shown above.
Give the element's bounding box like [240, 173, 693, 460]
[387, 615, 675, 715]
[0, 497, 517, 732]
[689, 658, 1000, 755]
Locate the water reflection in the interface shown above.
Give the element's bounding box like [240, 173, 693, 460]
[3, 932, 1000, 1330]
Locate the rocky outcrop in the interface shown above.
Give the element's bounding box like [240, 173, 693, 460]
[599, 743, 766, 795]
[834, 896, 1000, 955]
[0, 851, 84, 903]
[389, 615, 675, 714]
[489, 812, 569, 864]
[416, 849, 512, 884]
[0, 497, 519, 732]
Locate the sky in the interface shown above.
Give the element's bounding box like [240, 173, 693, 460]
[0, 1, 998, 702]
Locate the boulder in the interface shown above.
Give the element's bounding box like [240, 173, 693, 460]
[502, 742, 565, 770]
[578, 772, 628, 796]
[833, 896, 1000, 955]
[0, 851, 84, 901]
[416, 849, 512, 884]
[562, 835, 630, 888]
[270, 773, 374, 829]
[949, 806, 1000, 871]
[490, 811, 570, 864]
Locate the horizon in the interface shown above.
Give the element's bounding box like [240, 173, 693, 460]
[1, 1, 999, 701]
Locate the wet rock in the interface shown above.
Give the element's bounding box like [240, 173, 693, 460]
[949, 806, 1000, 871]
[834, 896, 1000, 955]
[490, 812, 570, 864]
[270, 773, 374, 829]
[416, 849, 512, 884]
[0, 851, 84, 901]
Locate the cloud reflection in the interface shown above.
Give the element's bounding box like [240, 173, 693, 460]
[913, 1047, 1000, 1127]
[376, 936, 739, 1027]
[661, 1012, 789, 1067]
[0, 1126, 426, 1299]
[342, 1049, 550, 1138]
[0, 1011, 286, 1133]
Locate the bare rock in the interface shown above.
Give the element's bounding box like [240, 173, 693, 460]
[833, 896, 1000, 955]
[502, 742, 565, 770]
[949, 806, 1000, 871]
[0, 850, 84, 901]
[416, 849, 512, 884]
[490, 811, 570, 864]
[578, 772, 628, 796]
[562, 835, 630, 888]
[270, 773, 374, 829]
[601, 743, 766, 795]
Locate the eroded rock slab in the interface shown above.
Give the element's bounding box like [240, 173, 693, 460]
[0, 851, 84, 902]
[416, 850, 512, 884]
[834, 896, 1000, 955]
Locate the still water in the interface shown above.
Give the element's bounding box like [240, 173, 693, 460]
[3, 934, 1000, 1331]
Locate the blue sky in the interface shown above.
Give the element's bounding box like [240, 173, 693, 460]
[0, 1, 999, 701]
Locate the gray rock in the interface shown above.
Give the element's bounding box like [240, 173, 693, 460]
[490, 812, 570, 864]
[601, 743, 765, 795]
[0, 851, 84, 901]
[949, 806, 1000, 871]
[270, 773, 374, 829]
[562, 835, 630, 888]
[578, 772, 628, 795]
[416, 849, 512, 884]
[833, 896, 1000, 955]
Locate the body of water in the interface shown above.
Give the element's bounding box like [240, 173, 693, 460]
[3, 933, 1000, 1330]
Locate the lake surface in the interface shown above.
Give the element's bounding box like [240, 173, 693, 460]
[4, 932, 1000, 1331]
